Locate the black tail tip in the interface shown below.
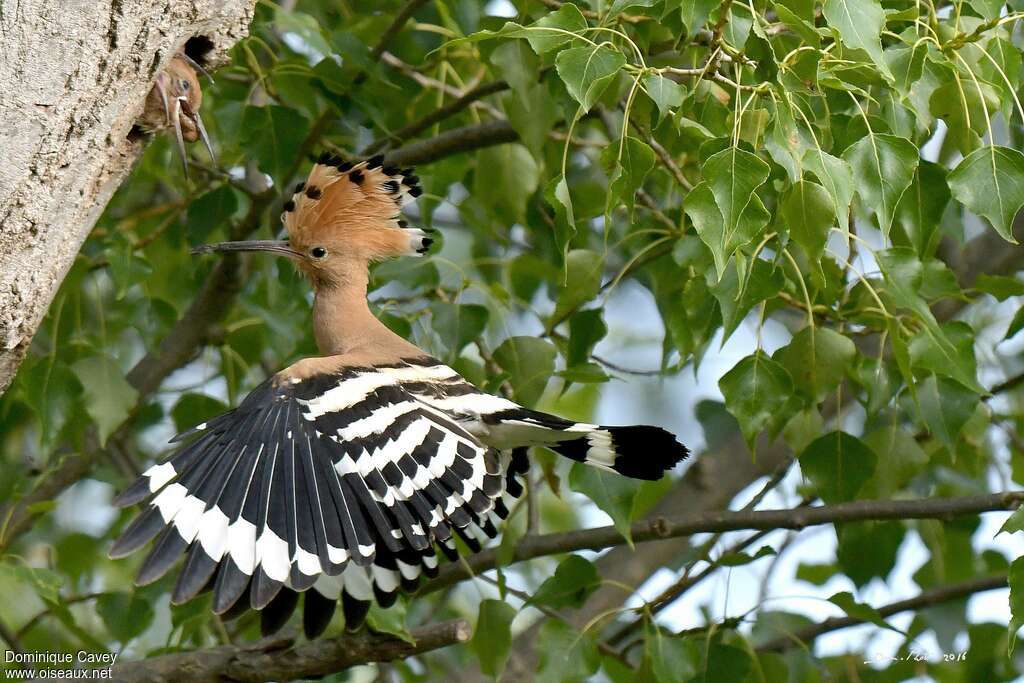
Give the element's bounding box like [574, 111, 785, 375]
[605, 425, 690, 480]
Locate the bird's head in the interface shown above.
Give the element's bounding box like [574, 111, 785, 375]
[161, 56, 204, 141]
[193, 154, 430, 288]
[142, 53, 216, 176]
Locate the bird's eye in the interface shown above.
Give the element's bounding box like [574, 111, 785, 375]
[310, 247, 328, 259]
[180, 80, 190, 90]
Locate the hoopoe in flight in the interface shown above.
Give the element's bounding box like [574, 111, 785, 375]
[110, 154, 689, 639]
[137, 53, 216, 178]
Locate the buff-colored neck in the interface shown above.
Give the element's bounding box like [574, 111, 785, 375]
[311, 261, 422, 360]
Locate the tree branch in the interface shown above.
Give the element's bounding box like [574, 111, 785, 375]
[112, 619, 470, 683]
[422, 492, 1024, 594]
[756, 575, 1008, 653]
[384, 120, 519, 167]
[370, 0, 433, 62]
[364, 79, 510, 155]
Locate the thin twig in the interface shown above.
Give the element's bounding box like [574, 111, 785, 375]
[16, 592, 106, 639]
[365, 80, 510, 154]
[421, 491, 1024, 594]
[757, 574, 1009, 652]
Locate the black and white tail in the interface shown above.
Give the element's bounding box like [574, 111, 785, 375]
[481, 408, 689, 480]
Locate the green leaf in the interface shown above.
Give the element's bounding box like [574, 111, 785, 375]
[894, 160, 950, 256]
[765, 100, 808, 182]
[187, 185, 240, 244]
[96, 592, 155, 643]
[799, 431, 877, 503]
[71, 355, 138, 445]
[908, 321, 982, 394]
[433, 303, 490, 358]
[774, 327, 856, 402]
[505, 82, 561, 158]
[490, 40, 538, 101]
[822, 0, 892, 80]
[929, 78, 1001, 156]
[861, 426, 929, 498]
[530, 554, 601, 609]
[781, 180, 835, 260]
[602, 137, 656, 215]
[678, 0, 723, 35]
[828, 591, 904, 633]
[796, 562, 838, 585]
[569, 464, 640, 545]
[802, 149, 855, 216]
[1011, 556, 1024, 654]
[719, 351, 795, 448]
[1007, 305, 1024, 340]
[567, 309, 608, 367]
[526, 3, 588, 54]
[608, 0, 657, 15]
[0, 561, 64, 603]
[171, 393, 228, 434]
[914, 374, 976, 448]
[966, 0, 1005, 19]
[547, 175, 577, 254]
[948, 145, 1024, 243]
[999, 507, 1024, 536]
[555, 44, 627, 113]
[552, 249, 604, 324]
[704, 147, 771, 251]
[841, 133, 918, 237]
[838, 522, 904, 588]
[644, 74, 685, 121]
[704, 644, 752, 682]
[718, 545, 776, 567]
[366, 601, 413, 643]
[537, 620, 600, 683]
[474, 143, 540, 224]
[239, 105, 310, 180]
[493, 336, 557, 407]
[976, 274, 1024, 301]
[684, 183, 770, 279]
[644, 623, 698, 683]
[709, 258, 784, 343]
[472, 599, 516, 678]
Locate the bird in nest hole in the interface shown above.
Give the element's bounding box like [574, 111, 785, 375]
[136, 53, 216, 178]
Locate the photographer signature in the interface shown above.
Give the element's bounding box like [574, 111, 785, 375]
[864, 650, 967, 664]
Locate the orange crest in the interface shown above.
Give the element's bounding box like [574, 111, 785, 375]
[281, 155, 428, 261]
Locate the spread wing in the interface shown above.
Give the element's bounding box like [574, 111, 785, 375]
[110, 358, 515, 637]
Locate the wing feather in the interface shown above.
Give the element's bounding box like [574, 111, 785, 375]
[112, 357, 512, 636]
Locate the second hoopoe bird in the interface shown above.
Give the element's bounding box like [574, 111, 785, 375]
[137, 53, 216, 178]
[110, 154, 689, 639]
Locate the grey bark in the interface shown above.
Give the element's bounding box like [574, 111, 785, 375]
[0, 0, 256, 395]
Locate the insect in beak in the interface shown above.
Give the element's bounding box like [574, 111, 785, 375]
[192, 240, 303, 259]
[178, 98, 217, 168]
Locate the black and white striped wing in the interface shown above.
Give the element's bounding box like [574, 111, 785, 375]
[109, 362, 509, 636]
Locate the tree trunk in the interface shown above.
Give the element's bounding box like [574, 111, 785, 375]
[0, 0, 256, 395]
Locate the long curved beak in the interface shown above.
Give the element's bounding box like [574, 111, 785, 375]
[179, 98, 217, 165]
[191, 240, 302, 258]
[172, 97, 188, 179]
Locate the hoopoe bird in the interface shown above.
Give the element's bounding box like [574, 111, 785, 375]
[110, 154, 689, 639]
[137, 53, 216, 178]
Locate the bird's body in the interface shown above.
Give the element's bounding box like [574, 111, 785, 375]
[111, 154, 688, 638]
